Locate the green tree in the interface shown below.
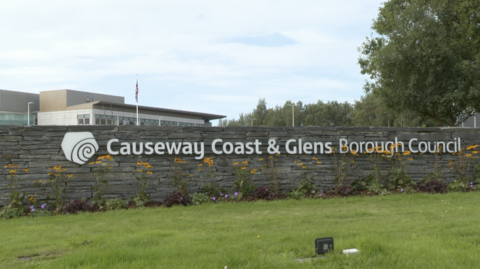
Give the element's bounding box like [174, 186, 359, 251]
[358, 0, 480, 126]
[253, 98, 268, 126]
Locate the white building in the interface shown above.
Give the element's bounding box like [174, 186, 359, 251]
[0, 89, 225, 126]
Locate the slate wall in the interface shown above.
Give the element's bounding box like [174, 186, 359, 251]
[0, 125, 479, 205]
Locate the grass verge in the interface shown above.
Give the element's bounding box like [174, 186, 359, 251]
[1, 192, 480, 268]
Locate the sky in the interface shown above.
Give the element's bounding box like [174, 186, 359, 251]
[0, 0, 385, 124]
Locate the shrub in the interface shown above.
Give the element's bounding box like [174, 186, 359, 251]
[232, 160, 256, 198]
[0, 206, 24, 219]
[63, 200, 93, 214]
[200, 181, 226, 198]
[288, 189, 306, 200]
[191, 193, 211, 205]
[335, 185, 354, 197]
[253, 186, 277, 201]
[133, 161, 154, 206]
[105, 198, 129, 210]
[89, 154, 113, 208]
[48, 165, 74, 213]
[446, 180, 467, 192]
[163, 192, 192, 208]
[419, 180, 447, 194]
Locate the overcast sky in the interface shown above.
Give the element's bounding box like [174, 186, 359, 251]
[0, 0, 384, 124]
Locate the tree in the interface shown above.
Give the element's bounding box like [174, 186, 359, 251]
[253, 98, 268, 126]
[358, 0, 480, 126]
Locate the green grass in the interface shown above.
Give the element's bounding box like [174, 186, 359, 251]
[1, 192, 480, 268]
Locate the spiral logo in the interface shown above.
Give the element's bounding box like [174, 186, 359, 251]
[61, 132, 99, 165]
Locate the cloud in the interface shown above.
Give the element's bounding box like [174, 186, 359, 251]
[0, 0, 385, 120]
[222, 33, 297, 47]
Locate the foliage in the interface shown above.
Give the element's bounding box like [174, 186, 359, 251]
[294, 158, 319, 196]
[335, 185, 355, 197]
[219, 96, 433, 127]
[28, 205, 51, 217]
[287, 189, 306, 200]
[447, 180, 467, 192]
[63, 200, 93, 214]
[253, 186, 277, 201]
[163, 192, 192, 208]
[361, 146, 386, 194]
[419, 180, 448, 194]
[232, 160, 256, 198]
[171, 158, 189, 195]
[4, 164, 29, 210]
[333, 146, 358, 186]
[352, 93, 434, 127]
[358, 0, 480, 126]
[387, 151, 416, 190]
[89, 154, 113, 208]
[259, 155, 280, 193]
[451, 145, 478, 184]
[198, 157, 223, 197]
[133, 161, 154, 207]
[105, 198, 129, 210]
[47, 165, 73, 213]
[0, 207, 23, 219]
[200, 180, 225, 198]
[191, 193, 212, 205]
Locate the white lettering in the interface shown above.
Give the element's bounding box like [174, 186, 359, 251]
[132, 142, 143, 155]
[212, 139, 223, 154]
[194, 142, 204, 159]
[183, 142, 193, 154]
[223, 142, 234, 154]
[145, 142, 154, 155]
[303, 142, 312, 154]
[155, 142, 165, 155]
[107, 139, 119, 155]
[408, 138, 418, 153]
[120, 142, 130, 155]
[235, 142, 245, 154]
[286, 139, 297, 154]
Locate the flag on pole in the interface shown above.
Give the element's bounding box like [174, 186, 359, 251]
[135, 75, 139, 102]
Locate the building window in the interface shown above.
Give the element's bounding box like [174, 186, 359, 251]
[95, 115, 117, 125]
[119, 116, 137, 126]
[140, 119, 159, 126]
[179, 122, 196, 126]
[160, 120, 178, 126]
[77, 114, 90, 125]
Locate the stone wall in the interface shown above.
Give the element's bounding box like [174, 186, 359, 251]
[1, 125, 479, 205]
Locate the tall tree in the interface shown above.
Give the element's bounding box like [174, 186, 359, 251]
[358, 0, 480, 126]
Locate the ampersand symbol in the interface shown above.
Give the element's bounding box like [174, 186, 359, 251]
[267, 138, 280, 154]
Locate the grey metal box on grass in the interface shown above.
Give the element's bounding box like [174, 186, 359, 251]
[315, 237, 334, 255]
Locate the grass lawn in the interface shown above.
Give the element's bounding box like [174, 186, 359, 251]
[1, 192, 480, 268]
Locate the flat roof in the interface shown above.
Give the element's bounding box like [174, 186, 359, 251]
[89, 101, 226, 120]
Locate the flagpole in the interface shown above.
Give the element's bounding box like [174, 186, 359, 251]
[136, 74, 139, 126]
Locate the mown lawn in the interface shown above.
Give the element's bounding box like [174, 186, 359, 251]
[1, 192, 480, 268]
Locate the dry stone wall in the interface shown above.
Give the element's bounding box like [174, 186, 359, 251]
[0, 125, 479, 205]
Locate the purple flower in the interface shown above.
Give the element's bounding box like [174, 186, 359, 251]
[417, 187, 420, 191]
[234, 192, 238, 197]
[225, 194, 228, 198]
[321, 189, 323, 193]
[333, 185, 336, 188]
[313, 190, 316, 194]
[30, 205, 34, 212]
[41, 203, 46, 209]
[220, 193, 223, 196]
[212, 197, 216, 201]
[401, 188, 404, 192]
[319, 194, 322, 197]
